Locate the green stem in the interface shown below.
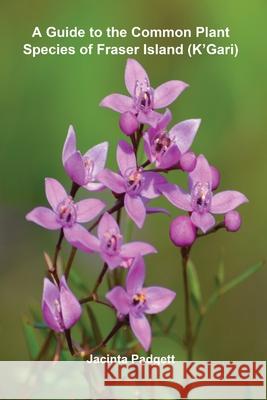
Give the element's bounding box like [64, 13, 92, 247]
[181, 246, 193, 360]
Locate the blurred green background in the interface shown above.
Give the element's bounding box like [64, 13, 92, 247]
[0, 0, 266, 360]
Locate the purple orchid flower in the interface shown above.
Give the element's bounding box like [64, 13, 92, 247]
[62, 125, 108, 191]
[26, 178, 105, 250]
[106, 256, 176, 351]
[144, 109, 201, 170]
[97, 140, 166, 228]
[77, 212, 157, 269]
[160, 155, 248, 233]
[100, 58, 188, 128]
[42, 275, 81, 332]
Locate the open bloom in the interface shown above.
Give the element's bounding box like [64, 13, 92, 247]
[100, 58, 188, 128]
[160, 155, 248, 233]
[78, 212, 157, 269]
[144, 109, 201, 170]
[42, 275, 81, 332]
[63, 125, 108, 191]
[26, 178, 105, 250]
[97, 140, 166, 228]
[106, 257, 176, 351]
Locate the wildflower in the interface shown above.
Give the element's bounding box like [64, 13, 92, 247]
[62, 125, 108, 191]
[170, 215, 197, 247]
[42, 275, 81, 332]
[26, 178, 105, 249]
[78, 212, 157, 269]
[106, 257, 176, 351]
[160, 155, 248, 233]
[97, 140, 166, 228]
[144, 109, 201, 170]
[224, 210, 242, 232]
[100, 58, 188, 128]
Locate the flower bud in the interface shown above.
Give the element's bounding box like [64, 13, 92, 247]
[210, 165, 221, 190]
[180, 151, 197, 172]
[224, 210, 242, 232]
[169, 215, 196, 247]
[119, 111, 139, 136]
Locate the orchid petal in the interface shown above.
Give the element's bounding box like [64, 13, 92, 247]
[101, 253, 123, 270]
[121, 242, 157, 258]
[97, 212, 120, 240]
[129, 314, 151, 351]
[143, 132, 154, 162]
[157, 145, 181, 169]
[62, 125, 77, 164]
[63, 224, 100, 252]
[124, 193, 146, 228]
[45, 178, 67, 211]
[138, 110, 161, 128]
[64, 151, 85, 186]
[100, 94, 133, 113]
[83, 142, 109, 178]
[59, 276, 82, 330]
[97, 169, 126, 193]
[153, 80, 188, 109]
[157, 108, 172, 131]
[42, 278, 62, 332]
[126, 256, 145, 294]
[146, 206, 170, 215]
[160, 183, 192, 211]
[106, 287, 130, 315]
[142, 172, 166, 199]
[125, 58, 150, 96]
[189, 154, 212, 189]
[210, 191, 248, 214]
[191, 211, 215, 233]
[145, 287, 176, 314]
[83, 182, 105, 192]
[169, 119, 201, 154]
[117, 140, 136, 176]
[26, 207, 61, 230]
[76, 199, 105, 223]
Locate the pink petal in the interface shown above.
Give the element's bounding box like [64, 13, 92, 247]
[63, 224, 100, 252]
[64, 151, 85, 186]
[101, 253, 123, 270]
[157, 145, 181, 169]
[62, 125, 77, 164]
[76, 198, 105, 223]
[146, 206, 170, 215]
[97, 169, 126, 194]
[210, 191, 248, 214]
[126, 256, 145, 294]
[45, 178, 67, 211]
[145, 287, 176, 314]
[117, 140, 136, 176]
[83, 142, 108, 178]
[129, 314, 151, 351]
[83, 182, 105, 192]
[157, 108, 172, 131]
[142, 172, 166, 199]
[191, 211, 215, 233]
[100, 93, 133, 113]
[160, 183, 192, 211]
[189, 154, 212, 188]
[121, 242, 157, 258]
[138, 110, 161, 128]
[143, 132, 154, 162]
[169, 119, 201, 154]
[124, 193, 146, 228]
[124, 58, 150, 96]
[26, 207, 61, 230]
[153, 80, 188, 109]
[59, 276, 82, 330]
[106, 287, 130, 315]
[42, 278, 62, 332]
[97, 212, 120, 240]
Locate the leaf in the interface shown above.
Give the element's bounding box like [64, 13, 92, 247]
[215, 260, 224, 287]
[187, 260, 202, 311]
[23, 320, 40, 360]
[86, 305, 103, 345]
[221, 261, 263, 295]
[165, 315, 176, 334]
